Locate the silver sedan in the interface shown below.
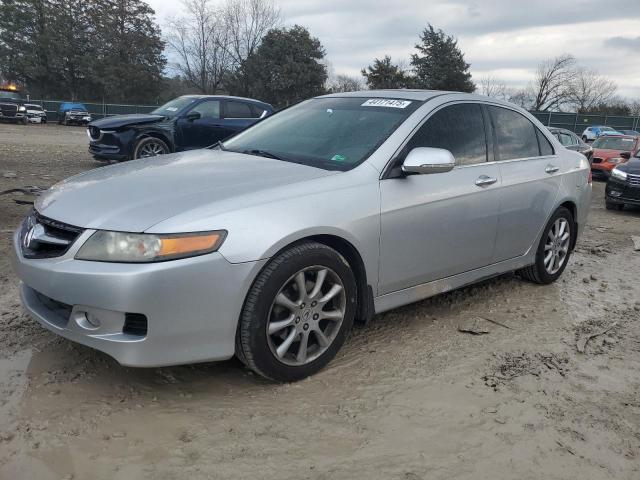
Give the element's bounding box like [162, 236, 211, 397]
[11, 90, 592, 381]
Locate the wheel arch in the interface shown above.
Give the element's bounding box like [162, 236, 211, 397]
[558, 200, 578, 251]
[132, 129, 175, 155]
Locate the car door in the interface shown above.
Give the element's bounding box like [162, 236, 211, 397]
[176, 99, 223, 149]
[378, 102, 501, 295]
[220, 100, 261, 139]
[488, 105, 562, 262]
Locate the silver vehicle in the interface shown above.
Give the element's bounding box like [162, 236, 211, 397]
[11, 90, 592, 381]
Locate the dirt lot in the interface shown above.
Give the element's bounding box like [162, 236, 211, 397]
[0, 122, 639, 479]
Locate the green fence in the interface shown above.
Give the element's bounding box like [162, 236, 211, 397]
[29, 99, 158, 121]
[530, 111, 640, 135]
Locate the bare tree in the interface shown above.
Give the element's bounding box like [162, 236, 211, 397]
[628, 100, 640, 117]
[165, 0, 231, 94]
[479, 74, 508, 100]
[222, 0, 280, 94]
[567, 68, 617, 112]
[328, 74, 365, 93]
[529, 54, 577, 111]
[508, 89, 534, 109]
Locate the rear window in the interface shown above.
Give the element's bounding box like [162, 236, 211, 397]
[489, 106, 540, 160]
[592, 136, 635, 151]
[225, 101, 253, 119]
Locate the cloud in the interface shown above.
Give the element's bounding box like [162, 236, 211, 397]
[604, 36, 640, 50]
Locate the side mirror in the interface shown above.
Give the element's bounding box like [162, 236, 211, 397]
[620, 151, 631, 160]
[185, 111, 201, 122]
[402, 147, 455, 175]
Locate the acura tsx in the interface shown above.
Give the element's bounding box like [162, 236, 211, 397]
[11, 90, 591, 382]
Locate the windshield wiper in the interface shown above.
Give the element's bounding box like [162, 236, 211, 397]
[213, 140, 227, 151]
[242, 149, 284, 160]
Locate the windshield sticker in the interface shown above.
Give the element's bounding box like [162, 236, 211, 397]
[361, 99, 412, 109]
[331, 154, 347, 162]
[165, 107, 178, 112]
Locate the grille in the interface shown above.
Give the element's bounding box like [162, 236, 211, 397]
[123, 313, 148, 336]
[0, 102, 18, 116]
[628, 173, 640, 186]
[592, 157, 603, 164]
[20, 211, 84, 259]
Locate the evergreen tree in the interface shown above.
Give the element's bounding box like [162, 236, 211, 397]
[411, 24, 475, 93]
[361, 56, 411, 89]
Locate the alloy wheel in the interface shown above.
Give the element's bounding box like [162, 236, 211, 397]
[266, 266, 346, 366]
[138, 140, 166, 157]
[543, 218, 571, 275]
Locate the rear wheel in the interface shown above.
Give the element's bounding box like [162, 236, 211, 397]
[519, 207, 573, 285]
[237, 242, 357, 382]
[133, 137, 169, 159]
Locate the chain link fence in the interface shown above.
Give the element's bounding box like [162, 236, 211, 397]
[29, 99, 158, 122]
[530, 111, 640, 135]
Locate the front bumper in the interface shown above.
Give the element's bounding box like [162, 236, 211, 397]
[11, 228, 266, 367]
[606, 177, 640, 206]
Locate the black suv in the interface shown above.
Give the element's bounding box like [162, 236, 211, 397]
[0, 85, 28, 124]
[87, 95, 274, 161]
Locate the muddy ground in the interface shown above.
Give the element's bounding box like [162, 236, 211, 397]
[0, 123, 639, 479]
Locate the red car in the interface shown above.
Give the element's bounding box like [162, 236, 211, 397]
[590, 135, 640, 178]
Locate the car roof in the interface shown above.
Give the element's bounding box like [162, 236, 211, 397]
[24, 103, 42, 107]
[179, 94, 273, 108]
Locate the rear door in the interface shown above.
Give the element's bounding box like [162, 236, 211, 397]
[220, 100, 261, 139]
[378, 102, 501, 294]
[488, 105, 562, 262]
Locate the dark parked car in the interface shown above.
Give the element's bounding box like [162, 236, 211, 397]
[87, 95, 274, 161]
[0, 85, 28, 124]
[605, 153, 640, 210]
[58, 102, 92, 125]
[548, 127, 592, 159]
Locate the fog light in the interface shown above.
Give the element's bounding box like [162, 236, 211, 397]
[74, 311, 101, 330]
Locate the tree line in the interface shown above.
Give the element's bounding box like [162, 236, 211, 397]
[1, 0, 636, 114]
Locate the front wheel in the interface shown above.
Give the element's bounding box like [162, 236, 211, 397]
[133, 137, 169, 159]
[519, 207, 574, 285]
[237, 242, 357, 382]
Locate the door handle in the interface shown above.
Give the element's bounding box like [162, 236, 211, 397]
[545, 164, 560, 174]
[475, 175, 498, 187]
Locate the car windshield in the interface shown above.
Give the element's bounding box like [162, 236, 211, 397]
[222, 97, 422, 171]
[592, 136, 635, 150]
[600, 127, 616, 132]
[0, 90, 22, 100]
[25, 104, 42, 110]
[151, 96, 198, 118]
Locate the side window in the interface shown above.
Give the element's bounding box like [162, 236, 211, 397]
[224, 101, 252, 119]
[406, 103, 488, 166]
[489, 106, 540, 160]
[189, 100, 220, 119]
[537, 129, 554, 156]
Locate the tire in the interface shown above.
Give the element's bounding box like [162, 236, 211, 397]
[582, 136, 588, 142]
[237, 242, 357, 382]
[518, 207, 574, 285]
[133, 137, 170, 159]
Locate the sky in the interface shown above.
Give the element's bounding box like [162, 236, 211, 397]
[147, 0, 640, 99]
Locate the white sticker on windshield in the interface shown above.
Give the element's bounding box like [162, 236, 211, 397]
[361, 99, 412, 109]
[165, 107, 178, 112]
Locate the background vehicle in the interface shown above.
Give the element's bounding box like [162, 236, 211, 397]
[0, 84, 28, 124]
[548, 127, 592, 159]
[12, 91, 591, 382]
[590, 135, 640, 178]
[87, 95, 274, 161]
[605, 153, 640, 210]
[25, 103, 47, 123]
[581, 125, 620, 142]
[58, 102, 91, 125]
[619, 130, 640, 136]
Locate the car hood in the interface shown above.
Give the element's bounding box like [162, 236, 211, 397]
[35, 149, 337, 232]
[620, 158, 640, 174]
[89, 114, 164, 129]
[592, 148, 628, 158]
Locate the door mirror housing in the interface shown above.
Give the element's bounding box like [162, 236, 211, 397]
[185, 111, 201, 122]
[402, 147, 455, 175]
[620, 151, 631, 160]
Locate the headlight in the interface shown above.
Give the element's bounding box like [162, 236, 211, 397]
[18, 105, 26, 112]
[611, 168, 627, 181]
[608, 157, 623, 164]
[76, 230, 227, 263]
